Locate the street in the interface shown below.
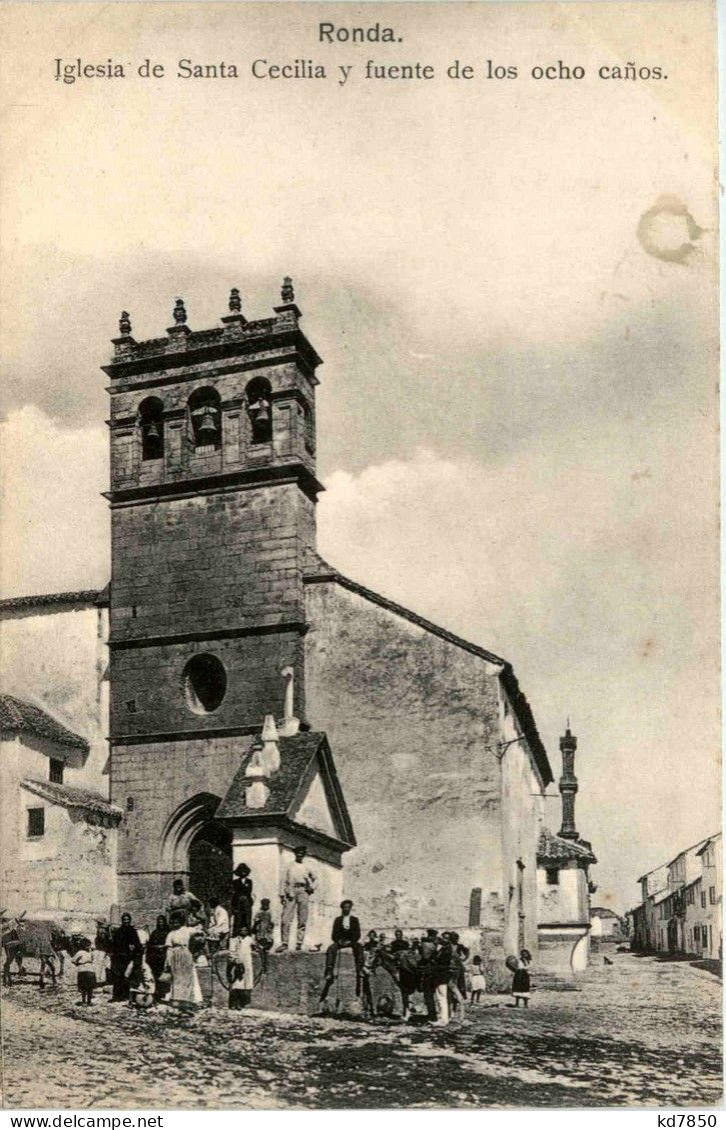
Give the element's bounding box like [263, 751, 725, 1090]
[1, 952, 722, 1109]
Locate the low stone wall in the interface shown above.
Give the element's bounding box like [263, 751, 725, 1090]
[196, 935, 512, 1015]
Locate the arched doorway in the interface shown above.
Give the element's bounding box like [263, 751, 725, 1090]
[189, 819, 232, 907]
[160, 792, 232, 909]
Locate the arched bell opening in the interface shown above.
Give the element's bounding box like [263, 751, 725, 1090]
[138, 396, 164, 461]
[188, 386, 222, 452]
[245, 376, 272, 445]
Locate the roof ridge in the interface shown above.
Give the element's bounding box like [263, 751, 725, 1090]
[2, 694, 26, 727]
[0, 589, 106, 614]
[22, 777, 123, 817]
[0, 694, 90, 752]
[304, 553, 507, 666]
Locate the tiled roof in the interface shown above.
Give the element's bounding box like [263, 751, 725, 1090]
[303, 549, 553, 787]
[537, 827, 597, 866]
[21, 778, 123, 821]
[0, 695, 89, 753]
[0, 589, 107, 614]
[216, 731, 355, 847]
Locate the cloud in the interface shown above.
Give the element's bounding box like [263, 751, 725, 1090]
[318, 441, 720, 909]
[0, 407, 109, 597]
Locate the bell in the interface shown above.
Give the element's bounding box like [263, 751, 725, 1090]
[145, 420, 161, 442]
[198, 407, 218, 442]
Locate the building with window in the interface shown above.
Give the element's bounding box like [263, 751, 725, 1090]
[695, 834, 722, 959]
[0, 281, 595, 966]
[0, 692, 121, 925]
[631, 834, 721, 958]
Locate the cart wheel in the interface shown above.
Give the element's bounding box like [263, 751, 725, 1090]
[212, 948, 231, 991]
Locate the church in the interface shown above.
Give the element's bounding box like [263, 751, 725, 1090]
[0, 279, 595, 972]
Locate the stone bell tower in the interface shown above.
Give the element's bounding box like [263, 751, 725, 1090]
[103, 280, 323, 916]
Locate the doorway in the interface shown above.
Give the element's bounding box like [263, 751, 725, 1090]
[188, 819, 233, 908]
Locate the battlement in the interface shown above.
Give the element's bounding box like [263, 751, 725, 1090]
[102, 279, 321, 382]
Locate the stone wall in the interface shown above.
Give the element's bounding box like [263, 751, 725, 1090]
[110, 483, 314, 642]
[111, 734, 247, 917]
[304, 579, 506, 929]
[111, 629, 305, 741]
[499, 710, 546, 956]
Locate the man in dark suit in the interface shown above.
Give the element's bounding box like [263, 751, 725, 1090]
[319, 899, 364, 1003]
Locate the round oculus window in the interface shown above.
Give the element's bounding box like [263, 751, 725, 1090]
[182, 653, 227, 714]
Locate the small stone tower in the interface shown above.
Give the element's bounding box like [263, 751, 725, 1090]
[558, 725, 579, 841]
[103, 280, 323, 916]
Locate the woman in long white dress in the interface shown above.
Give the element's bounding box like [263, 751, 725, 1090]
[228, 925, 254, 1006]
[165, 911, 204, 1009]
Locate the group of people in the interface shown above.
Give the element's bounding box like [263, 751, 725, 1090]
[66, 848, 533, 1022]
[70, 870, 276, 1012]
[317, 901, 530, 1026]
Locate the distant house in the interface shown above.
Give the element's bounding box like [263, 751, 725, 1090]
[590, 906, 623, 941]
[632, 834, 721, 958]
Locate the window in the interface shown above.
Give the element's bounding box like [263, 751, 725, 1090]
[182, 653, 227, 714]
[27, 808, 45, 837]
[49, 758, 64, 784]
[138, 397, 164, 461]
[701, 892, 707, 909]
[709, 886, 716, 905]
[545, 868, 559, 886]
[189, 387, 222, 451]
[687, 888, 694, 905]
[245, 377, 272, 444]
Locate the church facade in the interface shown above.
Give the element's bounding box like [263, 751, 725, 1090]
[0, 279, 594, 968]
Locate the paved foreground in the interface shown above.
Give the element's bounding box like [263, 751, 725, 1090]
[1, 953, 722, 1109]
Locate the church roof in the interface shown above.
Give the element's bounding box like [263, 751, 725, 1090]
[303, 549, 553, 787]
[538, 827, 597, 866]
[21, 777, 123, 822]
[215, 731, 355, 849]
[0, 589, 108, 615]
[0, 694, 90, 753]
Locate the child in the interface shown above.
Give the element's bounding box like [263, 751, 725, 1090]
[252, 898, 274, 973]
[128, 952, 156, 1009]
[228, 962, 247, 1010]
[511, 949, 531, 1008]
[71, 939, 96, 1005]
[469, 955, 486, 1003]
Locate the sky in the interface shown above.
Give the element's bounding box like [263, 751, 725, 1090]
[0, 2, 719, 911]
